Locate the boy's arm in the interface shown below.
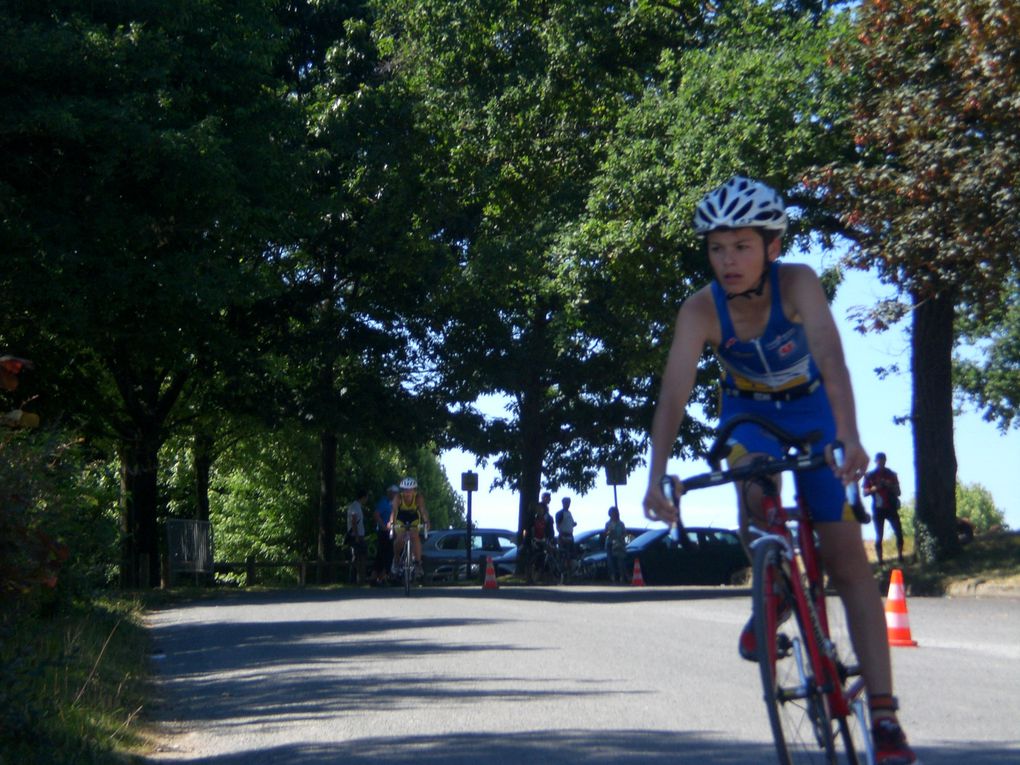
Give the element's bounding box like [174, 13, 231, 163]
[644, 291, 713, 522]
[785, 264, 869, 482]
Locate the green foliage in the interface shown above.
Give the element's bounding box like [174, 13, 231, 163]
[0, 598, 150, 764]
[899, 481, 1007, 538]
[955, 284, 1020, 431]
[808, 0, 1020, 310]
[573, 2, 856, 453]
[1, 429, 120, 608]
[209, 425, 322, 566]
[202, 426, 463, 571]
[955, 482, 1007, 532]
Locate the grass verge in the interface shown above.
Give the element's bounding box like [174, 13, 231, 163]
[870, 530, 1020, 596]
[0, 596, 154, 764]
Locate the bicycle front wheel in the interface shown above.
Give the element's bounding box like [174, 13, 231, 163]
[824, 596, 872, 765]
[752, 539, 837, 765]
[403, 539, 412, 596]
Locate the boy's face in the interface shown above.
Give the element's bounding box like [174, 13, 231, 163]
[706, 227, 779, 294]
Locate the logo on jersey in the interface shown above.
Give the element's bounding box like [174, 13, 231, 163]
[778, 340, 796, 357]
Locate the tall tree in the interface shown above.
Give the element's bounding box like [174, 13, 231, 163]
[1, 1, 302, 585]
[806, 0, 1020, 561]
[274, 0, 452, 578]
[375, 0, 674, 535]
[572, 4, 856, 461]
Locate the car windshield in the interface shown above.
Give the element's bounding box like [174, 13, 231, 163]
[627, 529, 664, 548]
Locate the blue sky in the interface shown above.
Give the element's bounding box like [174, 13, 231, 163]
[441, 259, 1019, 537]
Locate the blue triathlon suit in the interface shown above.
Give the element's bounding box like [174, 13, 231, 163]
[711, 264, 852, 523]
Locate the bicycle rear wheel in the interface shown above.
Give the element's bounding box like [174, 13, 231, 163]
[752, 539, 837, 764]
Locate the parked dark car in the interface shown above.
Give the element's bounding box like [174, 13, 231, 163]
[491, 527, 647, 577]
[420, 528, 517, 582]
[579, 527, 748, 585]
[573, 527, 647, 580]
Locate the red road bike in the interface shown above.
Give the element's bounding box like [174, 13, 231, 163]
[665, 413, 873, 764]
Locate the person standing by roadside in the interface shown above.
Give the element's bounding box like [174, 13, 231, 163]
[523, 499, 554, 583]
[862, 452, 904, 564]
[555, 496, 577, 560]
[372, 485, 398, 585]
[346, 489, 369, 584]
[605, 507, 628, 584]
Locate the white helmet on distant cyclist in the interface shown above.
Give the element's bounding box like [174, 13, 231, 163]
[693, 176, 788, 238]
[399, 477, 418, 491]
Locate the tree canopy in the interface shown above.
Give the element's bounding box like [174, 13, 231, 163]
[805, 0, 1020, 561]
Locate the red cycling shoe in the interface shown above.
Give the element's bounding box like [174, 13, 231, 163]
[873, 717, 919, 764]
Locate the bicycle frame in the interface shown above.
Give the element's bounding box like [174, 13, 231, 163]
[669, 412, 872, 764]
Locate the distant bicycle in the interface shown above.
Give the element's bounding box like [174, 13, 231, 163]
[526, 538, 569, 584]
[392, 525, 428, 596]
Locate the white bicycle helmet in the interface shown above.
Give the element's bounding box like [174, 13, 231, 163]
[399, 477, 418, 491]
[693, 176, 788, 238]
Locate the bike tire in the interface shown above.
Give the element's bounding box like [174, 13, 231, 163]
[403, 538, 412, 596]
[752, 539, 837, 765]
[823, 598, 871, 765]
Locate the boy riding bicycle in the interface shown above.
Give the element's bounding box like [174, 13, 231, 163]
[642, 177, 918, 764]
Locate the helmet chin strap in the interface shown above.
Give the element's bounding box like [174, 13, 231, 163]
[725, 257, 770, 301]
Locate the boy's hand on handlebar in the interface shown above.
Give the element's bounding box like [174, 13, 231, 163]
[643, 477, 680, 524]
[827, 439, 869, 486]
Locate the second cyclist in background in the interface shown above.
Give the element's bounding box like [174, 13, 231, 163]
[642, 177, 918, 764]
[389, 477, 429, 579]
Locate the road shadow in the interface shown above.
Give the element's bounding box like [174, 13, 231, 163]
[147, 729, 1017, 764]
[147, 585, 751, 613]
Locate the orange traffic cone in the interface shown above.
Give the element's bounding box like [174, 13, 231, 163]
[630, 558, 646, 587]
[482, 556, 499, 590]
[884, 569, 918, 647]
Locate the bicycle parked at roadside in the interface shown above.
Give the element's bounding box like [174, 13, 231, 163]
[526, 538, 570, 584]
[665, 413, 873, 764]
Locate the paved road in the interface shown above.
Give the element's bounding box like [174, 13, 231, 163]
[145, 586, 1020, 764]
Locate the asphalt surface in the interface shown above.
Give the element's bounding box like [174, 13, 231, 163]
[145, 585, 1020, 764]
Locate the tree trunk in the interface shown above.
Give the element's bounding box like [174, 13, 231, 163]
[193, 433, 213, 523]
[318, 429, 338, 583]
[119, 433, 162, 588]
[911, 287, 960, 562]
[515, 385, 546, 574]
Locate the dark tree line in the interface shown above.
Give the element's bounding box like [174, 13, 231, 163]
[3, 0, 1018, 583]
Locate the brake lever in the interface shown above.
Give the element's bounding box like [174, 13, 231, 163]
[832, 442, 871, 524]
[660, 475, 695, 550]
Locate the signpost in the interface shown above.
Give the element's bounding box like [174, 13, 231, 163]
[461, 471, 478, 577]
[605, 463, 627, 509]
